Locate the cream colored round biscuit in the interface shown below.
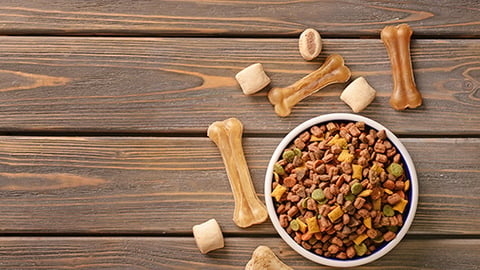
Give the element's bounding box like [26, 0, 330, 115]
[340, 77, 376, 113]
[299, 28, 322, 61]
[192, 218, 224, 254]
[235, 63, 271, 95]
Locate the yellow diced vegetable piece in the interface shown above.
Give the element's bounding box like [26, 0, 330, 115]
[353, 233, 369, 246]
[404, 180, 410, 192]
[337, 150, 354, 163]
[371, 163, 384, 173]
[296, 218, 307, 233]
[273, 172, 280, 182]
[327, 134, 348, 148]
[393, 198, 408, 214]
[335, 138, 348, 148]
[358, 189, 372, 197]
[352, 164, 363, 179]
[373, 198, 382, 211]
[306, 216, 320, 233]
[327, 205, 344, 222]
[384, 188, 393, 195]
[327, 134, 339, 146]
[310, 135, 324, 142]
[363, 217, 372, 229]
[271, 185, 287, 201]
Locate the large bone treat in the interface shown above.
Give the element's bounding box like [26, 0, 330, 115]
[207, 118, 268, 228]
[381, 24, 422, 110]
[268, 54, 351, 117]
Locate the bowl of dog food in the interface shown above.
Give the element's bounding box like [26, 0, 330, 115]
[265, 113, 418, 267]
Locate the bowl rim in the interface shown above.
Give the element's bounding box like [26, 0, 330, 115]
[264, 113, 418, 267]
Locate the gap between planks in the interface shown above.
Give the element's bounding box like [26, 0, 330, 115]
[0, 131, 479, 138]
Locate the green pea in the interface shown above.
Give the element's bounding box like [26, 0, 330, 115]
[317, 198, 328, 205]
[290, 219, 300, 231]
[274, 163, 285, 175]
[351, 182, 363, 195]
[345, 193, 356, 202]
[354, 243, 367, 256]
[312, 189, 325, 201]
[383, 205, 395, 217]
[282, 150, 295, 163]
[293, 148, 302, 158]
[387, 163, 404, 178]
[373, 234, 384, 244]
[387, 226, 398, 233]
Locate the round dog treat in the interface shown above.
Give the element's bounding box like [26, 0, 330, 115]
[192, 218, 224, 254]
[340, 77, 376, 113]
[235, 63, 271, 95]
[299, 28, 322, 61]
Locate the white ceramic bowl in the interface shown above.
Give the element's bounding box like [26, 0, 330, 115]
[265, 113, 418, 268]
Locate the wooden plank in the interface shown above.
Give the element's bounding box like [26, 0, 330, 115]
[0, 1, 478, 37]
[0, 37, 478, 134]
[0, 136, 478, 234]
[0, 237, 478, 269]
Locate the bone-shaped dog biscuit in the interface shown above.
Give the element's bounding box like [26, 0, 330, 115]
[381, 24, 422, 110]
[245, 246, 293, 270]
[207, 118, 268, 228]
[268, 54, 351, 117]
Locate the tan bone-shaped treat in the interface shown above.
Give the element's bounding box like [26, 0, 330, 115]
[245, 245, 293, 270]
[381, 24, 422, 110]
[268, 54, 351, 117]
[207, 118, 268, 228]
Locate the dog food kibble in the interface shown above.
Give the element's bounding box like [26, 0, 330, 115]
[271, 121, 410, 259]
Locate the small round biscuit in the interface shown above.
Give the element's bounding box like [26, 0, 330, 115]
[340, 77, 376, 113]
[192, 218, 224, 254]
[235, 63, 271, 95]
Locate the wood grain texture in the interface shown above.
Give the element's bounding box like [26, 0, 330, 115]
[0, 2, 477, 269]
[0, 136, 478, 234]
[0, 1, 478, 37]
[0, 237, 478, 269]
[0, 37, 478, 134]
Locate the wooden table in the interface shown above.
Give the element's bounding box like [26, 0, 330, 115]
[0, 1, 478, 269]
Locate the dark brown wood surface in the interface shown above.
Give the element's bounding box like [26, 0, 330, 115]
[0, 237, 478, 269]
[0, 136, 478, 235]
[0, 1, 478, 269]
[0, 1, 478, 37]
[0, 37, 478, 134]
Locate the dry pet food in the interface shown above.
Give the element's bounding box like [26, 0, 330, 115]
[271, 121, 410, 259]
[340, 77, 376, 113]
